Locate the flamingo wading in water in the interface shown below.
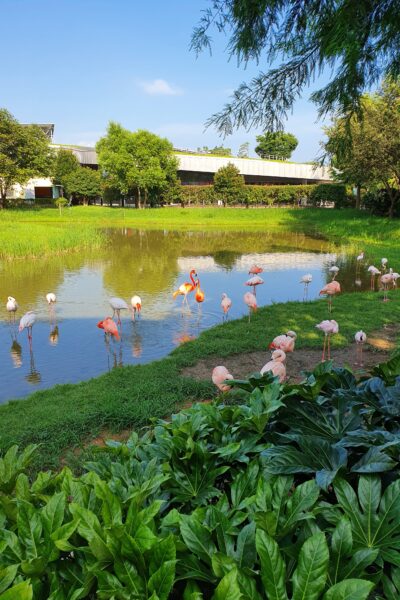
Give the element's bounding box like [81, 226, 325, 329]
[97, 317, 120, 341]
[300, 274, 312, 301]
[19, 311, 36, 347]
[248, 264, 263, 275]
[109, 297, 128, 325]
[368, 266, 381, 291]
[173, 269, 197, 307]
[319, 281, 341, 313]
[355, 330, 367, 367]
[131, 295, 142, 320]
[195, 277, 205, 305]
[316, 320, 339, 361]
[260, 349, 287, 382]
[46, 292, 56, 305]
[221, 293, 232, 320]
[6, 296, 18, 322]
[245, 275, 264, 296]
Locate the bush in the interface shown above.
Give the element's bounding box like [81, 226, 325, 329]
[363, 188, 400, 217]
[309, 183, 348, 207]
[1, 355, 400, 598]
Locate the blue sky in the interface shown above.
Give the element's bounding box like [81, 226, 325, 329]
[1, 0, 331, 161]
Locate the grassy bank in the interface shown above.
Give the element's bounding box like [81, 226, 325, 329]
[1, 290, 399, 469]
[1, 205, 400, 259]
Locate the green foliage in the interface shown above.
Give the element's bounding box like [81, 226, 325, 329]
[309, 184, 348, 208]
[0, 109, 54, 205]
[196, 145, 232, 157]
[53, 149, 79, 188]
[4, 350, 400, 597]
[55, 198, 68, 215]
[63, 168, 101, 204]
[214, 163, 246, 206]
[237, 142, 249, 158]
[255, 131, 298, 160]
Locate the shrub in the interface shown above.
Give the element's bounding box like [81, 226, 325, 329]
[1, 355, 400, 598]
[363, 188, 400, 217]
[309, 183, 348, 207]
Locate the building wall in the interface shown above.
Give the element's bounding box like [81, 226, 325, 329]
[8, 178, 60, 200]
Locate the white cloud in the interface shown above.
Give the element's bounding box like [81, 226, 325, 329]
[138, 79, 183, 96]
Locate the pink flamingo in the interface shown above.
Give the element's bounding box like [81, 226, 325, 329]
[260, 349, 286, 382]
[245, 275, 264, 296]
[248, 264, 263, 275]
[19, 311, 36, 348]
[244, 291, 257, 322]
[221, 293, 232, 320]
[380, 272, 393, 302]
[354, 330, 367, 366]
[269, 331, 297, 353]
[368, 266, 381, 290]
[316, 320, 339, 361]
[173, 269, 197, 307]
[319, 281, 341, 313]
[97, 317, 120, 341]
[212, 366, 233, 392]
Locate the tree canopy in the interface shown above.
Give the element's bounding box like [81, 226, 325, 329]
[191, 1, 400, 134]
[53, 148, 79, 189]
[213, 162, 245, 206]
[96, 124, 178, 208]
[322, 80, 400, 217]
[63, 167, 101, 204]
[0, 109, 54, 206]
[255, 131, 298, 159]
[196, 145, 232, 156]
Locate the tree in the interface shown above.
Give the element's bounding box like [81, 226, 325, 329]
[238, 142, 249, 158]
[96, 124, 178, 208]
[0, 109, 54, 207]
[53, 149, 79, 193]
[213, 163, 245, 206]
[197, 145, 232, 156]
[63, 167, 101, 205]
[191, 2, 400, 134]
[322, 80, 400, 217]
[255, 131, 298, 160]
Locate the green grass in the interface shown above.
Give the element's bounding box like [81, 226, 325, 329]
[1, 290, 399, 470]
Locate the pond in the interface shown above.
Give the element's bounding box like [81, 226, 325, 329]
[0, 228, 367, 403]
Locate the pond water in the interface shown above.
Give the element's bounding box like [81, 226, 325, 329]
[0, 229, 368, 403]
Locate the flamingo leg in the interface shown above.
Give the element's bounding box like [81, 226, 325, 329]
[322, 334, 327, 361]
[117, 309, 121, 326]
[327, 334, 331, 360]
[360, 344, 364, 367]
[328, 297, 332, 313]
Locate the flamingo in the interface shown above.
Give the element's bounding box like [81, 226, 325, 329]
[221, 293, 232, 319]
[367, 265, 381, 290]
[131, 295, 142, 320]
[46, 292, 56, 304]
[6, 296, 18, 322]
[212, 365, 234, 392]
[97, 317, 120, 341]
[380, 272, 393, 302]
[19, 311, 36, 347]
[109, 297, 128, 325]
[319, 281, 341, 313]
[260, 349, 286, 382]
[245, 275, 264, 296]
[329, 266, 339, 280]
[269, 331, 297, 353]
[244, 291, 257, 322]
[316, 319, 339, 361]
[195, 278, 205, 305]
[392, 271, 400, 288]
[355, 330, 367, 366]
[381, 258, 388, 273]
[356, 251, 365, 274]
[300, 274, 312, 301]
[173, 269, 197, 307]
[248, 264, 263, 275]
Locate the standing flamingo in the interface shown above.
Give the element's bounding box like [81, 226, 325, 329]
[300, 274, 312, 301]
[221, 293, 232, 320]
[109, 297, 128, 325]
[380, 272, 393, 302]
[355, 330, 367, 366]
[195, 278, 205, 305]
[131, 295, 142, 320]
[245, 275, 264, 296]
[329, 266, 339, 280]
[212, 366, 234, 392]
[356, 251, 365, 275]
[260, 349, 287, 382]
[316, 320, 339, 361]
[269, 331, 297, 353]
[19, 311, 36, 347]
[248, 264, 263, 275]
[381, 258, 388, 273]
[392, 271, 400, 288]
[367, 265, 381, 290]
[173, 269, 197, 307]
[6, 296, 18, 323]
[46, 292, 56, 305]
[244, 291, 257, 322]
[319, 281, 341, 313]
[97, 317, 120, 340]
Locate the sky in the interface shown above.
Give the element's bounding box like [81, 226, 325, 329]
[1, 0, 332, 162]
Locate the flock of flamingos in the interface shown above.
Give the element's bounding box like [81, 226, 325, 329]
[5, 252, 398, 390]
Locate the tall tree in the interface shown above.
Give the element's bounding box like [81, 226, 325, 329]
[63, 167, 101, 205]
[213, 162, 245, 206]
[96, 124, 178, 208]
[0, 109, 54, 207]
[255, 131, 298, 159]
[53, 149, 80, 194]
[322, 80, 400, 217]
[191, 2, 400, 134]
[238, 142, 249, 158]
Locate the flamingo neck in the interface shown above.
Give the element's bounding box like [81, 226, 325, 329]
[190, 271, 196, 286]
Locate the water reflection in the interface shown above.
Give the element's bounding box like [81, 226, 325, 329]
[0, 228, 378, 403]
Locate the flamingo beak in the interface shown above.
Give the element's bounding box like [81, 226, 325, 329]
[97, 321, 104, 330]
[269, 342, 276, 349]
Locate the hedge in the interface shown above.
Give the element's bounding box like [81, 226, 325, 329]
[180, 183, 348, 207]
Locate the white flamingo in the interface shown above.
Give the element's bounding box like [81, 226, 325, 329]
[221, 293, 232, 320]
[131, 295, 142, 320]
[300, 274, 312, 301]
[329, 266, 339, 280]
[355, 330, 367, 366]
[367, 265, 381, 290]
[46, 292, 56, 304]
[19, 311, 36, 347]
[109, 297, 128, 325]
[6, 296, 18, 322]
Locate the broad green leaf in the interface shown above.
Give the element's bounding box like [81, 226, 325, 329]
[256, 530, 288, 600]
[42, 492, 66, 537]
[330, 517, 352, 584]
[211, 568, 243, 600]
[183, 581, 203, 599]
[235, 522, 256, 568]
[180, 514, 216, 564]
[148, 560, 176, 600]
[149, 534, 176, 576]
[95, 480, 122, 527]
[292, 532, 329, 600]
[0, 565, 18, 594]
[0, 581, 33, 600]
[341, 548, 379, 580]
[51, 519, 80, 551]
[17, 501, 42, 559]
[351, 448, 397, 473]
[211, 552, 237, 578]
[114, 559, 145, 597]
[323, 578, 374, 599]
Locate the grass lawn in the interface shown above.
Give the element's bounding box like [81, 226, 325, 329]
[1, 290, 399, 470]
